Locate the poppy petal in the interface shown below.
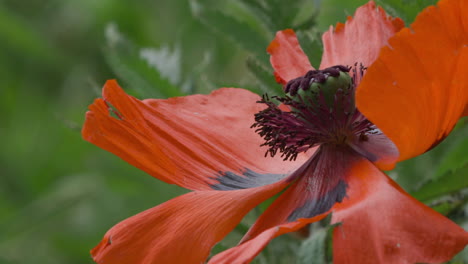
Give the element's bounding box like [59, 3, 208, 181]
[356, 0, 468, 161]
[348, 131, 399, 171]
[267, 29, 314, 84]
[91, 180, 289, 264]
[83, 80, 306, 191]
[239, 146, 358, 244]
[332, 158, 468, 264]
[320, 1, 404, 69]
[208, 219, 319, 264]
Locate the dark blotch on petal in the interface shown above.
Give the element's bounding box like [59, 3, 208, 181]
[211, 169, 287, 191]
[287, 180, 348, 221]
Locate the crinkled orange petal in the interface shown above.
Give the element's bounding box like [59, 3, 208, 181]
[240, 146, 358, 243]
[91, 180, 289, 264]
[83, 80, 306, 191]
[209, 147, 358, 264]
[332, 158, 468, 264]
[356, 0, 468, 161]
[320, 1, 404, 69]
[208, 218, 323, 264]
[348, 132, 399, 171]
[267, 29, 314, 84]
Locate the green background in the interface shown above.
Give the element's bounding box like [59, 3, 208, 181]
[0, 0, 466, 263]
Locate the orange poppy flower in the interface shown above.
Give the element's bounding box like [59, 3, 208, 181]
[83, 0, 468, 263]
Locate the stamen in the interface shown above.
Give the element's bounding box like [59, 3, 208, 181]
[252, 64, 376, 160]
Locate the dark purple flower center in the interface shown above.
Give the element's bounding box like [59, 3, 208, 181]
[252, 64, 377, 161]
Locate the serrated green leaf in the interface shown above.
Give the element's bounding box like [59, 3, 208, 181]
[434, 121, 468, 179]
[238, 0, 317, 33]
[104, 23, 184, 98]
[315, 0, 368, 31]
[393, 119, 468, 192]
[268, 0, 302, 30]
[430, 198, 466, 215]
[298, 227, 328, 264]
[191, 0, 269, 65]
[237, 0, 276, 33]
[411, 165, 468, 202]
[375, 0, 438, 24]
[294, 15, 318, 32]
[246, 57, 283, 95]
[296, 29, 323, 68]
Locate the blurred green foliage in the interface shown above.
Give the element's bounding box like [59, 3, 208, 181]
[0, 0, 466, 263]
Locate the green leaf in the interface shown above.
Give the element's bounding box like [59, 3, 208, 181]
[267, 0, 302, 30]
[104, 23, 184, 98]
[375, 0, 438, 24]
[296, 29, 323, 68]
[246, 57, 283, 95]
[191, 0, 269, 65]
[297, 223, 334, 264]
[237, 0, 277, 33]
[238, 0, 318, 33]
[294, 15, 318, 32]
[434, 121, 468, 179]
[315, 0, 368, 31]
[430, 198, 466, 215]
[393, 120, 468, 192]
[412, 165, 468, 202]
